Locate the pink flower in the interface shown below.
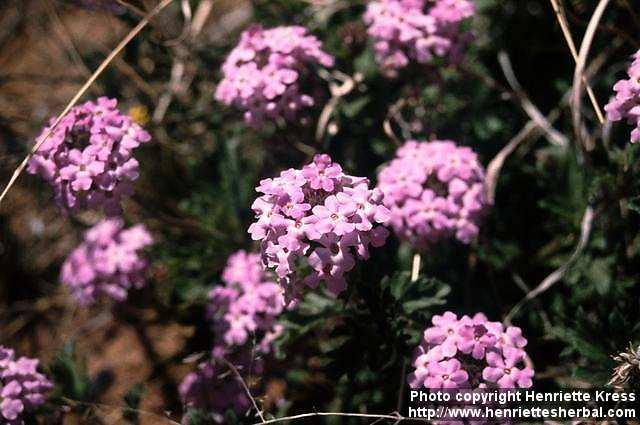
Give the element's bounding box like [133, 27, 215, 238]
[377, 140, 487, 249]
[482, 348, 535, 389]
[0, 346, 53, 424]
[605, 49, 640, 143]
[409, 311, 534, 394]
[363, 0, 475, 76]
[189, 250, 286, 423]
[207, 251, 285, 358]
[503, 326, 528, 349]
[215, 25, 333, 128]
[424, 311, 462, 356]
[26, 97, 150, 215]
[249, 154, 390, 300]
[310, 194, 358, 236]
[424, 359, 468, 389]
[302, 155, 343, 191]
[457, 320, 497, 360]
[306, 233, 358, 294]
[60, 219, 153, 306]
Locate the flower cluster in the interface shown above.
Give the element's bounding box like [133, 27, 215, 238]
[377, 140, 487, 249]
[215, 25, 334, 128]
[248, 154, 391, 300]
[60, 218, 153, 306]
[605, 50, 640, 143]
[0, 346, 53, 425]
[208, 250, 285, 358]
[27, 97, 151, 215]
[179, 360, 250, 423]
[409, 311, 534, 390]
[363, 0, 475, 76]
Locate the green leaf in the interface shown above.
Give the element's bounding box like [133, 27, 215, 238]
[342, 96, 370, 118]
[628, 195, 640, 214]
[586, 257, 613, 295]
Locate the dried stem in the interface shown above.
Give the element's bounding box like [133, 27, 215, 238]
[383, 98, 409, 146]
[486, 38, 616, 204]
[497, 50, 568, 148]
[115, 0, 146, 16]
[410, 253, 421, 282]
[219, 357, 266, 423]
[153, 0, 214, 123]
[548, 0, 605, 124]
[253, 411, 427, 424]
[571, 0, 611, 148]
[0, 0, 176, 208]
[316, 71, 360, 143]
[504, 205, 594, 323]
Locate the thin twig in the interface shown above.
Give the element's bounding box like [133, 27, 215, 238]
[219, 357, 266, 423]
[484, 106, 562, 204]
[316, 71, 360, 142]
[485, 121, 537, 204]
[153, 0, 214, 123]
[548, 0, 605, 124]
[153, 56, 186, 122]
[485, 39, 617, 203]
[570, 0, 611, 148]
[369, 411, 401, 425]
[115, 0, 146, 16]
[497, 51, 568, 148]
[384, 98, 411, 145]
[504, 205, 594, 323]
[253, 411, 427, 424]
[0, 0, 176, 208]
[511, 273, 552, 332]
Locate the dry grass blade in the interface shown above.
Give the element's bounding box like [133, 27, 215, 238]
[0, 0, 176, 208]
[548, 0, 605, 124]
[571, 0, 611, 146]
[504, 205, 594, 323]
